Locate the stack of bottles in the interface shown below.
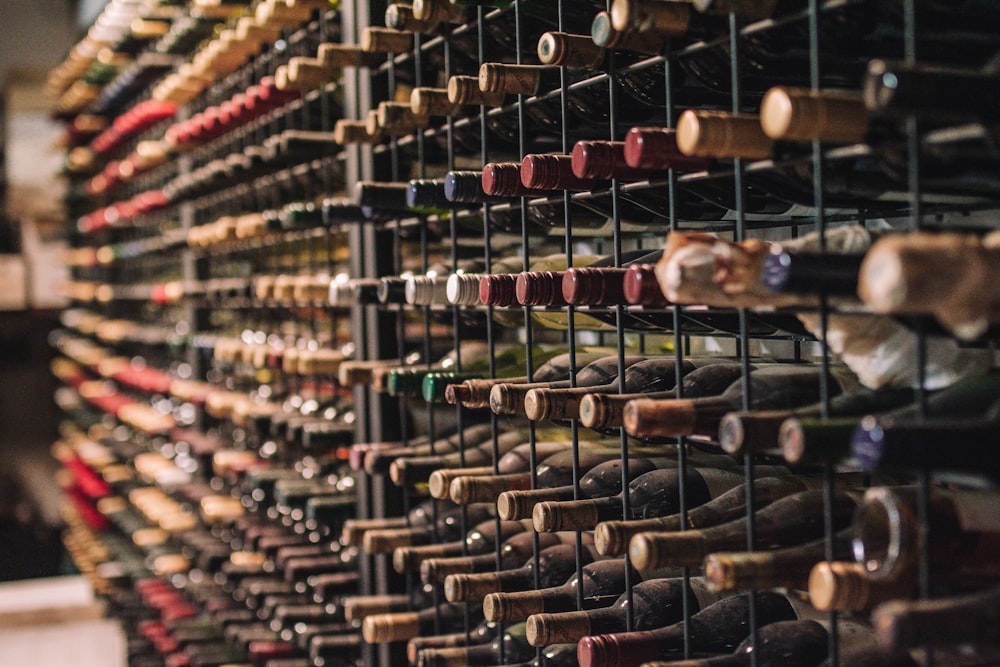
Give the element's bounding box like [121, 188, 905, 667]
[48, 0, 1000, 666]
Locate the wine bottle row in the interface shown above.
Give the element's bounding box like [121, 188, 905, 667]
[48, 1, 1000, 667]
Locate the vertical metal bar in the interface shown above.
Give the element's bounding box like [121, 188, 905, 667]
[726, 12, 758, 667]
[663, 45, 693, 659]
[902, 3, 933, 666]
[806, 0, 837, 663]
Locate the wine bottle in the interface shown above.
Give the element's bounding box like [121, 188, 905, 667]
[858, 231, 1000, 341]
[561, 249, 665, 307]
[446, 351, 618, 409]
[780, 371, 1000, 465]
[580, 361, 747, 432]
[762, 246, 869, 301]
[497, 455, 686, 522]
[852, 409, 1000, 485]
[425, 532, 588, 587]
[362, 423, 494, 475]
[864, 58, 1000, 127]
[576, 591, 816, 667]
[536, 30, 672, 111]
[392, 518, 531, 573]
[482, 558, 640, 623]
[678, 107, 1000, 208]
[490, 354, 647, 416]
[704, 529, 854, 593]
[429, 440, 572, 499]
[417, 622, 537, 667]
[759, 85, 871, 145]
[514, 250, 668, 331]
[717, 384, 915, 456]
[362, 601, 474, 644]
[524, 356, 685, 422]
[479, 58, 659, 131]
[852, 486, 1000, 584]
[594, 473, 844, 557]
[361, 503, 495, 554]
[532, 464, 782, 534]
[639, 618, 878, 667]
[380, 341, 493, 396]
[871, 587, 1000, 653]
[447, 447, 630, 506]
[443, 543, 600, 603]
[630, 489, 862, 569]
[808, 560, 915, 613]
[449, 441, 648, 508]
[479, 253, 641, 331]
[655, 225, 875, 311]
[388, 430, 533, 487]
[525, 576, 731, 647]
[624, 364, 859, 439]
[406, 620, 497, 665]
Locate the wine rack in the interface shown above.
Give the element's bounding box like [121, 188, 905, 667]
[50, 1, 1000, 667]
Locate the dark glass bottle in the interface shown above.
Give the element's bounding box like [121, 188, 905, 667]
[630, 489, 862, 569]
[580, 361, 747, 433]
[362, 601, 477, 644]
[488, 354, 648, 415]
[853, 486, 1000, 585]
[482, 558, 634, 623]
[444, 543, 599, 605]
[533, 463, 782, 534]
[576, 591, 812, 667]
[525, 576, 733, 647]
[718, 384, 916, 456]
[428, 533, 587, 589]
[780, 371, 1000, 465]
[391, 518, 531, 573]
[624, 365, 858, 439]
[594, 474, 842, 557]
[496, 454, 686, 522]
[704, 529, 854, 593]
[524, 355, 683, 422]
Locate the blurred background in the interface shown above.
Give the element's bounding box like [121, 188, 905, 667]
[0, 0, 106, 582]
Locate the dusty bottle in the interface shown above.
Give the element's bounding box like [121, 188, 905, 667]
[593, 473, 842, 557]
[525, 576, 731, 647]
[704, 529, 854, 593]
[852, 486, 1000, 584]
[718, 384, 915, 456]
[580, 361, 747, 432]
[490, 354, 647, 416]
[532, 464, 782, 534]
[630, 489, 862, 569]
[391, 518, 531, 573]
[443, 543, 600, 603]
[624, 364, 858, 438]
[576, 591, 816, 667]
[425, 532, 589, 587]
[483, 558, 637, 623]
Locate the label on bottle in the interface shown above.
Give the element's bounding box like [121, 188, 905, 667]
[951, 490, 1000, 533]
[688, 577, 731, 610]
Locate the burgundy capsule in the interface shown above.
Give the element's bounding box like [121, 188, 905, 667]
[563, 267, 627, 306]
[479, 273, 519, 307]
[623, 127, 713, 171]
[516, 271, 568, 307]
[521, 154, 597, 191]
[572, 140, 656, 181]
[623, 264, 670, 306]
[482, 162, 549, 198]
